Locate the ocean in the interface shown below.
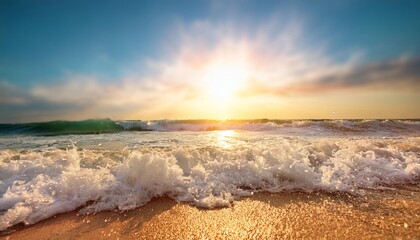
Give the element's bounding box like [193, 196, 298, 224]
[0, 119, 419, 232]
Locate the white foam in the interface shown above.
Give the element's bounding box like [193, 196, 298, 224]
[0, 134, 419, 230]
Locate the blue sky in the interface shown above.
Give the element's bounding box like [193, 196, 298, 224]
[1, 0, 420, 122]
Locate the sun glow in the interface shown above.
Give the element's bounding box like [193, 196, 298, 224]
[203, 60, 250, 102]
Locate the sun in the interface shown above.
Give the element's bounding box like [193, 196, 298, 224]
[203, 59, 249, 102]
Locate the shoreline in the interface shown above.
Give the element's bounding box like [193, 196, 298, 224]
[1, 188, 419, 239]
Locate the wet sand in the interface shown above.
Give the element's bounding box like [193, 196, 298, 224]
[1, 186, 419, 240]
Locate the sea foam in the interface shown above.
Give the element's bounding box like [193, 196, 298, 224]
[0, 133, 419, 231]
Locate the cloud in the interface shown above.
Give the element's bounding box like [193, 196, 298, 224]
[161, 19, 420, 97]
[1, 19, 419, 122]
[317, 56, 420, 88]
[0, 81, 33, 105]
[241, 56, 420, 96]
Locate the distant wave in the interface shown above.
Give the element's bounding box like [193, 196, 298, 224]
[118, 119, 420, 133]
[117, 119, 420, 136]
[0, 119, 419, 136]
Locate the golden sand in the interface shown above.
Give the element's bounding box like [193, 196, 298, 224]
[1, 187, 419, 240]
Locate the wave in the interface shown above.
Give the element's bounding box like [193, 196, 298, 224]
[0, 119, 124, 136]
[0, 137, 419, 230]
[0, 119, 419, 136]
[118, 119, 420, 134]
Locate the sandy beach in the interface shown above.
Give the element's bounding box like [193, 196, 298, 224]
[1, 186, 419, 240]
[2, 0, 420, 238]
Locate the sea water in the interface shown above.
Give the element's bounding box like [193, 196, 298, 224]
[0, 119, 419, 230]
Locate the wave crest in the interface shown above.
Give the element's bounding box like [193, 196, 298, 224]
[0, 119, 124, 136]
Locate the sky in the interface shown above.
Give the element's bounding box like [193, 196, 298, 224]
[1, 0, 420, 122]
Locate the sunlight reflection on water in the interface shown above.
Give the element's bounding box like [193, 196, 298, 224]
[216, 130, 236, 149]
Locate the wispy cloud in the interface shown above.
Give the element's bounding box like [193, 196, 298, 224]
[240, 56, 420, 96]
[316, 56, 420, 89]
[0, 81, 33, 105]
[1, 19, 419, 122]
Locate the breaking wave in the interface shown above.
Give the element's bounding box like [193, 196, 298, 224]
[0, 136, 419, 230]
[2, 119, 419, 136]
